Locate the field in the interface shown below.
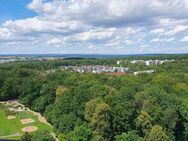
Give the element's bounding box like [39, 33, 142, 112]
[0, 109, 53, 140]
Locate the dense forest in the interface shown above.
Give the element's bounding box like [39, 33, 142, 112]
[0, 55, 188, 141]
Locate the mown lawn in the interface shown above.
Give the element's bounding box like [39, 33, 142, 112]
[0, 110, 11, 136]
[0, 110, 53, 140]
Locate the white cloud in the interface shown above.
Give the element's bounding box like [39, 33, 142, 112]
[1, 0, 188, 54]
[2, 0, 188, 39]
[150, 28, 165, 34]
[164, 25, 188, 36]
[151, 38, 160, 42]
[158, 18, 187, 26]
[162, 38, 174, 42]
[159, 38, 175, 42]
[75, 29, 114, 41]
[88, 44, 97, 49]
[105, 41, 120, 47]
[27, 0, 188, 27]
[47, 37, 66, 45]
[27, 0, 43, 13]
[27, 0, 58, 14]
[3, 17, 88, 35]
[0, 28, 11, 39]
[180, 35, 188, 42]
[151, 37, 175, 42]
[124, 40, 134, 45]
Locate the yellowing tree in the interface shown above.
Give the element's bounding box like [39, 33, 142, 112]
[90, 103, 111, 140]
[84, 98, 103, 122]
[136, 111, 152, 136]
[147, 125, 169, 141]
[56, 86, 67, 95]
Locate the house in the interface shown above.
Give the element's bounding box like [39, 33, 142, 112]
[61, 65, 129, 74]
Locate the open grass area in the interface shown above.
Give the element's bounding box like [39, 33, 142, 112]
[0, 110, 11, 136]
[17, 111, 53, 132]
[0, 110, 53, 140]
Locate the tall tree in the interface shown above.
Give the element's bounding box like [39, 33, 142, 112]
[136, 111, 152, 136]
[147, 125, 169, 141]
[90, 103, 112, 140]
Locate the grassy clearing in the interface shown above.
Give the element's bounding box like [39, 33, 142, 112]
[0, 110, 53, 140]
[0, 110, 11, 136]
[17, 111, 53, 132]
[2, 135, 22, 140]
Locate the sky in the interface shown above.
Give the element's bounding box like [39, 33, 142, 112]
[0, 0, 188, 54]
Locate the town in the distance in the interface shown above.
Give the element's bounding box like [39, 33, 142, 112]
[0, 55, 175, 76]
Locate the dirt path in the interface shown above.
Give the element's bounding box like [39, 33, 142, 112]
[27, 110, 53, 127]
[51, 133, 59, 141]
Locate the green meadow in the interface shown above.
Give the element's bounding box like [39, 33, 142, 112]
[0, 110, 53, 140]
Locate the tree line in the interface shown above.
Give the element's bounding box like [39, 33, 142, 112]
[0, 55, 188, 141]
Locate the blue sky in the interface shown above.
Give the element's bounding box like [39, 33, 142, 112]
[0, 0, 188, 54]
[0, 0, 36, 24]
